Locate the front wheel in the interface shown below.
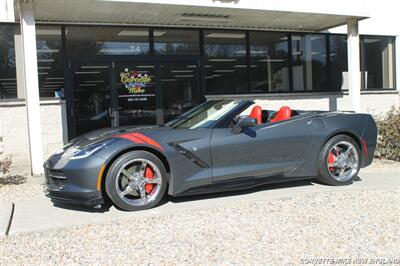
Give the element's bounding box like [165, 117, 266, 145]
[105, 150, 167, 211]
[317, 135, 361, 186]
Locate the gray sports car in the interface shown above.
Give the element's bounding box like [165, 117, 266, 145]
[44, 100, 377, 211]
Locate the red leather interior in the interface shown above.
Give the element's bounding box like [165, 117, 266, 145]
[249, 105, 262, 125]
[270, 106, 292, 123]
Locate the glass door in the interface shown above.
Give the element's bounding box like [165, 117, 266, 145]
[160, 62, 199, 123]
[70, 62, 114, 136]
[115, 62, 158, 126]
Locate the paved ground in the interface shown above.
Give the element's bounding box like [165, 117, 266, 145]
[0, 161, 399, 265]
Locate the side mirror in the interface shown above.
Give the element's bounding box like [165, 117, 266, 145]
[231, 117, 258, 134]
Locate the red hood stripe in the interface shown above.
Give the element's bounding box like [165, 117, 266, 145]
[117, 134, 146, 144]
[117, 132, 164, 152]
[130, 133, 164, 151]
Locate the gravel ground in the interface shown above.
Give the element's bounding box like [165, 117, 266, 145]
[0, 189, 399, 265]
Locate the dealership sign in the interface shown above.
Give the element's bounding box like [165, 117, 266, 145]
[120, 69, 152, 94]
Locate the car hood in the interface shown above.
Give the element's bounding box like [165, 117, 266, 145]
[65, 125, 169, 149]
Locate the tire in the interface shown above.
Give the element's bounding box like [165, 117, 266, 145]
[105, 150, 167, 211]
[317, 134, 361, 186]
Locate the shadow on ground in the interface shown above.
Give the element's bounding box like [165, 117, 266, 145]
[50, 176, 363, 213]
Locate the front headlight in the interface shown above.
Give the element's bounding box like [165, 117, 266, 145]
[70, 140, 110, 160]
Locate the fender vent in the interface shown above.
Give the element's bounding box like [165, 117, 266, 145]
[168, 143, 209, 168]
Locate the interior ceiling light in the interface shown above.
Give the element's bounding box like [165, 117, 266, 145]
[171, 70, 193, 73]
[178, 13, 233, 23]
[136, 65, 155, 68]
[214, 70, 235, 73]
[208, 58, 237, 62]
[84, 80, 104, 83]
[45, 81, 64, 84]
[75, 71, 101, 74]
[81, 66, 109, 69]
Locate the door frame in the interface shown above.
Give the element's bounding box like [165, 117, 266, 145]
[65, 55, 203, 140]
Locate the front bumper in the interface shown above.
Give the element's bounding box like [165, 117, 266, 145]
[44, 154, 106, 207]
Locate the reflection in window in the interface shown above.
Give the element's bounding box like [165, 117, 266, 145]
[292, 34, 327, 91]
[154, 29, 199, 55]
[362, 36, 395, 89]
[161, 63, 197, 122]
[204, 30, 247, 94]
[65, 26, 149, 56]
[329, 35, 347, 91]
[249, 32, 289, 92]
[36, 25, 63, 98]
[0, 24, 18, 99]
[72, 63, 111, 136]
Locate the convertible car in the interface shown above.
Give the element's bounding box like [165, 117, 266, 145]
[44, 100, 377, 211]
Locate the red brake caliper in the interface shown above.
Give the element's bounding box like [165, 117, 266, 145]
[328, 152, 336, 172]
[144, 166, 155, 193]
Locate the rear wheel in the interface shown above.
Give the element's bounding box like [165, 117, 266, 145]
[105, 151, 167, 211]
[317, 135, 361, 186]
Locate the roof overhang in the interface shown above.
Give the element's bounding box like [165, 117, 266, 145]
[14, 0, 369, 32]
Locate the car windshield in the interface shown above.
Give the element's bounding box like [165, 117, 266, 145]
[165, 100, 242, 129]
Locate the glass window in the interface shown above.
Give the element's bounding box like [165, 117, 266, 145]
[0, 24, 18, 99]
[65, 26, 149, 56]
[154, 29, 199, 55]
[249, 32, 289, 92]
[72, 62, 112, 136]
[166, 100, 241, 129]
[291, 34, 327, 91]
[204, 30, 247, 94]
[36, 25, 63, 98]
[161, 62, 198, 123]
[115, 63, 157, 126]
[329, 35, 347, 91]
[362, 36, 395, 90]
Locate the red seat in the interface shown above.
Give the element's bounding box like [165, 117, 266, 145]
[249, 105, 262, 125]
[270, 106, 292, 122]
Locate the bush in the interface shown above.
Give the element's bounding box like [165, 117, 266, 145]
[376, 107, 400, 161]
[0, 155, 12, 175]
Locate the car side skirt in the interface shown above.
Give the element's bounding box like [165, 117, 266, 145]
[174, 174, 314, 197]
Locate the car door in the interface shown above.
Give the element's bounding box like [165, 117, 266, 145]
[210, 118, 313, 182]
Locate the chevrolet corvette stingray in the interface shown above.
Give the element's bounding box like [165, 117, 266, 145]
[44, 100, 377, 211]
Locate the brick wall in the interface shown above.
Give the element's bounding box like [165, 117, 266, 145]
[0, 99, 67, 175]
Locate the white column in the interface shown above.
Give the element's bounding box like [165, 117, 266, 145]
[305, 35, 313, 91]
[19, 1, 44, 175]
[396, 36, 400, 92]
[347, 19, 361, 113]
[14, 33, 26, 99]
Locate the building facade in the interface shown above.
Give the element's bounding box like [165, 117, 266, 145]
[0, 0, 399, 174]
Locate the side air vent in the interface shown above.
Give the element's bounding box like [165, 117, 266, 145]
[168, 143, 210, 168]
